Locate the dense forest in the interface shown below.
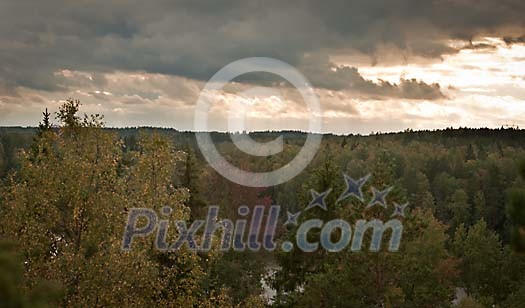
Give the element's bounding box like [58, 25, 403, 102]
[1, 100, 525, 307]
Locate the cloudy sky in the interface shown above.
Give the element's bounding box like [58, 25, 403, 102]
[1, 0, 524, 134]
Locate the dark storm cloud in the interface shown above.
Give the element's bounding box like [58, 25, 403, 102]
[503, 35, 525, 44]
[300, 55, 444, 99]
[0, 0, 524, 98]
[461, 40, 497, 51]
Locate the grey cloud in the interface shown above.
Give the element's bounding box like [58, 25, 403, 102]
[397, 79, 444, 100]
[0, 0, 524, 97]
[300, 56, 444, 100]
[461, 41, 497, 51]
[503, 35, 525, 44]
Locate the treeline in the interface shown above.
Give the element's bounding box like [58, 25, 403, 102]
[2, 125, 525, 175]
[1, 101, 525, 307]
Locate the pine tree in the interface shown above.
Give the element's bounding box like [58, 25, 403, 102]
[508, 158, 525, 252]
[182, 147, 207, 219]
[37, 108, 52, 135]
[451, 220, 510, 304]
[446, 189, 470, 235]
[465, 144, 476, 161]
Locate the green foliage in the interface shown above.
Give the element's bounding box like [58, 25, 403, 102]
[0, 102, 232, 307]
[508, 158, 525, 252]
[465, 144, 477, 161]
[37, 108, 52, 136]
[274, 206, 458, 307]
[451, 220, 525, 305]
[508, 189, 525, 252]
[457, 295, 484, 308]
[0, 241, 62, 308]
[56, 98, 81, 128]
[446, 189, 470, 235]
[2, 104, 525, 306]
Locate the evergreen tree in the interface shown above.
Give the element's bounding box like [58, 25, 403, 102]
[508, 158, 525, 252]
[465, 144, 476, 161]
[451, 220, 515, 305]
[37, 108, 52, 136]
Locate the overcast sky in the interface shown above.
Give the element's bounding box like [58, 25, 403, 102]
[1, 0, 524, 134]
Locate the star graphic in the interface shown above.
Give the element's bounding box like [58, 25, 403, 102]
[305, 188, 332, 211]
[337, 173, 371, 202]
[284, 211, 301, 226]
[366, 186, 392, 209]
[391, 202, 409, 218]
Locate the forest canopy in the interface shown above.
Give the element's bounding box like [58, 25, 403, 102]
[0, 100, 525, 307]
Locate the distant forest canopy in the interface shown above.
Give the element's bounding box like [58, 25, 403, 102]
[2, 125, 525, 176]
[0, 127, 525, 239]
[2, 105, 525, 306]
[2, 124, 525, 240]
[2, 124, 525, 241]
